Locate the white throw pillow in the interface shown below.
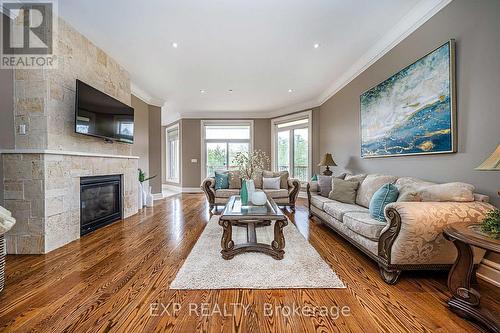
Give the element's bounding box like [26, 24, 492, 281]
[263, 177, 281, 190]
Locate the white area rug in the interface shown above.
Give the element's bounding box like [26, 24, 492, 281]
[170, 216, 345, 289]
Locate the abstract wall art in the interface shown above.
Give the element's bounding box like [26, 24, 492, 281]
[360, 40, 456, 158]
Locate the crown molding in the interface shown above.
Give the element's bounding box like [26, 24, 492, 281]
[315, 0, 453, 105]
[131, 82, 165, 107]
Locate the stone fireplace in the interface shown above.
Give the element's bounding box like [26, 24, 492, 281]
[2, 152, 138, 254]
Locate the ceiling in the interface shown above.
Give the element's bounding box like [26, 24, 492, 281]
[58, 0, 451, 124]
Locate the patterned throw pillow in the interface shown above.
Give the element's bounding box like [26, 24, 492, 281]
[215, 171, 229, 190]
[369, 183, 399, 221]
[228, 171, 241, 189]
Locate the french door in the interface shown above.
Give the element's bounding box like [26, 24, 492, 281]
[273, 113, 311, 182]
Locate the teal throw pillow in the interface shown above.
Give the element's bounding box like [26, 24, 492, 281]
[311, 174, 318, 181]
[215, 171, 229, 190]
[369, 183, 399, 222]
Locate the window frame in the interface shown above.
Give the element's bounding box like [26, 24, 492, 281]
[165, 123, 181, 184]
[200, 120, 254, 180]
[271, 110, 312, 183]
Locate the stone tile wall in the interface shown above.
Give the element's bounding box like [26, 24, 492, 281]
[3, 153, 138, 254]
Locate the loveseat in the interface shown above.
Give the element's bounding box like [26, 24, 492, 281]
[307, 174, 495, 284]
[201, 170, 300, 212]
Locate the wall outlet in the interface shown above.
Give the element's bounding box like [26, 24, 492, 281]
[191, 159, 198, 163]
[18, 124, 27, 135]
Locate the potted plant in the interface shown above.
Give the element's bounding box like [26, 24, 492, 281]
[138, 169, 156, 208]
[481, 209, 500, 239]
[232, 150, 270, 205]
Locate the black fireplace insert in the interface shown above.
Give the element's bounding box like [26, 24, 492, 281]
[80, 175, 122, 236]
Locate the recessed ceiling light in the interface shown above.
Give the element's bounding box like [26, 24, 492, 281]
[314, 43, 320, 49]
[228, 89, 233, 93]
[288, 89, 293, 93]
[200, 89, 206, 94]
[172, 42, 178, 48]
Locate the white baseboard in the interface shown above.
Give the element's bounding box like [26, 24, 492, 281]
[162, 184, 203, 193]
[152, 193, 164, 200]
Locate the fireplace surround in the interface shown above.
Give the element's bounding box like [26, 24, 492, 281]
[80, 175, 123, 236]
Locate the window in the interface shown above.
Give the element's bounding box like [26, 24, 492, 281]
[166, 124, 180, 182]
[272, 111, 312, 182]
[201, 121, 253, 179]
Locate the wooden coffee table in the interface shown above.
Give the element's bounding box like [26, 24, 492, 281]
[443, 223, 500, 333]
[219, 195, 288, 260]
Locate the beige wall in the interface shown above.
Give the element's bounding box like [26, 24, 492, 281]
[148, 105, 162, 194]
[131, 95, 149, 173]
[318, 0, 500, 207]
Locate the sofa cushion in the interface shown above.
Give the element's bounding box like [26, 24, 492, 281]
[419, 182, 475, 202]
[228, 171, 241, 189]
[369, 183, 399, 221]
[263, 170, 289, 189]
[343, 212, 387, 241]
[252, 171, 263, 189]
[345, 174, 367, 184]
[395, 177, 435, 202]
[310, 193, 334, 210]
[263, 176, 281, 190]
[356, 174, 398, 208]
[328, 178, 359, 204]
[215, 171, 229, 190]
[317, 175, 333, 197]
[323, 201, 368, 221]
[264, 189, 289, 199]
[215, 189, 240, 198]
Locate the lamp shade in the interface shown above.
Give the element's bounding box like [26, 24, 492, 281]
[475, 145, 500, 171]
[318, 153, 337, 167]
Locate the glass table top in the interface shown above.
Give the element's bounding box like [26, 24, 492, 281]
[221, 195, 285, 218]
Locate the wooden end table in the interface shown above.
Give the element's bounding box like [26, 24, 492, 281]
[219, 195, 288, 260]
[443, 223, 500, 333]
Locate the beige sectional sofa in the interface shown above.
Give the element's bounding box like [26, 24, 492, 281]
[201, 171, 300, 212]
[307, 174, 495, 284]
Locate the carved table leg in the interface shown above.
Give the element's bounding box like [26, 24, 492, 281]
[219, 219, 234, 260]
[271, 219, 288, 260]
[445, 236, 500, 332]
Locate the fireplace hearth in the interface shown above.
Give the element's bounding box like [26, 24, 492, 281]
[80, 175, 123, 236]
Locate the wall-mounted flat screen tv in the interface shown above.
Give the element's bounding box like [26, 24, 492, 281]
[75, 79, 134, 144]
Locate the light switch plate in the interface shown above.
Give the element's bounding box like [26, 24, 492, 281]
[191, 159, 197, 163]
[19, 124, 26, 135]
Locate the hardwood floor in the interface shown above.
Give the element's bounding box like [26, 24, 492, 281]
[0, 194, 498, 332]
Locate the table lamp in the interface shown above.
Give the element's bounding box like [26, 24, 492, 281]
[475, 144, 500, 195]
[318, 153, 337, 176]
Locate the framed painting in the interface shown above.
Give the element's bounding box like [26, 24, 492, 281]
[360, 40, 456, 158]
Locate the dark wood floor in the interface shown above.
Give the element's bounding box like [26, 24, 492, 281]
[0, 194, 498, 332]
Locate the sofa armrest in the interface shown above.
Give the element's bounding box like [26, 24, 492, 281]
[288, 178, 300, 205]
[379, 201, 495, 266]
[200, 177, 216, 205]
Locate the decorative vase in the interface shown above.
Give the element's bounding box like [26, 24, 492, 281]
[246, 179, 255, 201]
[146, 186, 154, 207]
[141, 182, 147, 207]
[251, 191, 267, 206]
[241, 180, 248, 205]
[138, 182, 143, 209]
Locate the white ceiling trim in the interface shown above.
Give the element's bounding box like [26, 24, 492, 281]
[131, 82, 165, 107]
[314, 0, 453, 106]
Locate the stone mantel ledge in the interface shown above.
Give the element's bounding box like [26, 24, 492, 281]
[0, 149, 139, 160]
